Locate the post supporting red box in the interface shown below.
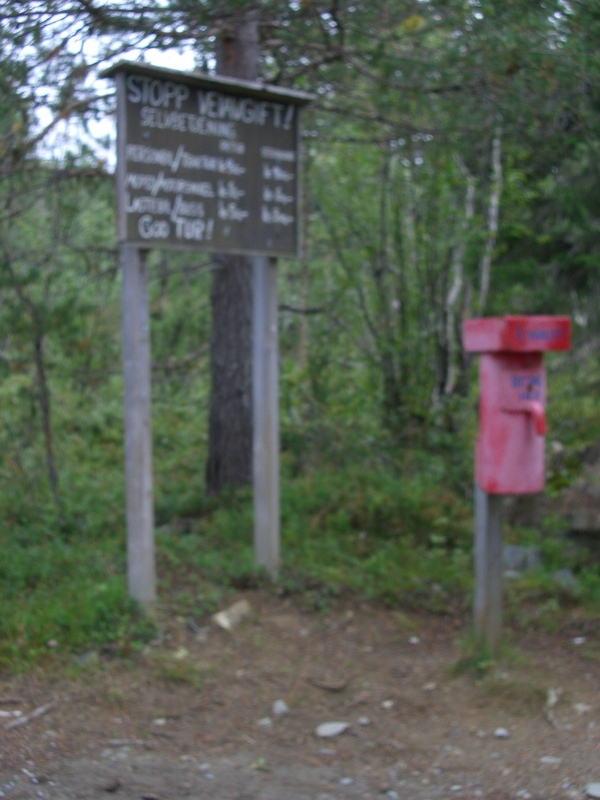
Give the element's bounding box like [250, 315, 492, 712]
[463, 315, 571, 652]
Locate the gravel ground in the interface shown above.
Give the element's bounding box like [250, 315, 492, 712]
[1, 594, 599, 799]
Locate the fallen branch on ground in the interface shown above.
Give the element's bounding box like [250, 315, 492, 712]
[4, 702, 56, 730]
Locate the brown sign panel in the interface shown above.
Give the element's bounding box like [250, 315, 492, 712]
[104, 62, 312, 256]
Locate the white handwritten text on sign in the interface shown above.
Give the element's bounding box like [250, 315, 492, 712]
[115, 68, 306, 256]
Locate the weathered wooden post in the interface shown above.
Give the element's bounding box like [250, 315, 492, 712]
[473, 485, 503, 651]
[121, 244, 156, 611]
[252, 256, 280, 576]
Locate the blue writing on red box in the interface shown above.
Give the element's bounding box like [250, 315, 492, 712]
[511, 374, 541, 400]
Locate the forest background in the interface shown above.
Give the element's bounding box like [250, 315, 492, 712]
[1, 0, 600, 670]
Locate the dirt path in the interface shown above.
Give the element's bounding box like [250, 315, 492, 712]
[1, 594, 599, 799]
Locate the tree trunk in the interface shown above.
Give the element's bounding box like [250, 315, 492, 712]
[8, 266, 64, 522]
[205, 10, 259, 494]
[477, 128, 502, 315]
[443, 159, 475, 397]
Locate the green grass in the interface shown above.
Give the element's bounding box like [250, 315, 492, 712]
[3, 440, 600, 673]
[1, 348, 600, 673]
[151, 651, 216, 689]
[3, 436, 600, 673]
[0, 532, 155, 669]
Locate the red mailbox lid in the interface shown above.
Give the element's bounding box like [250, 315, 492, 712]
[463, 316, 570, 353]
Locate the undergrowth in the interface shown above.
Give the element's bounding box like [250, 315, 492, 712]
[1, 355, 600, 672]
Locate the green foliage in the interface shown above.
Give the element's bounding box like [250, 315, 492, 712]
[2, 362, 600, 673]
[274, 456, 473, 613]
[451, 632, 527, 680]
[0, 532, 155, 669]
[578, 568, 600, 608]
[144, 450, 476, 617]
[151, 651, 215, 689]
[546, 353, 600, 452]
[451, 634, 498, 679]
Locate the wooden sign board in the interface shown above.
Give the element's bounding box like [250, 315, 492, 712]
[103, 61, 312, 256]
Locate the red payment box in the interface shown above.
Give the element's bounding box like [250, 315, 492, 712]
[463, 316, 570, 494]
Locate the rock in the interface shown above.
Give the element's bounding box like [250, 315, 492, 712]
[73, 651, 99, 666]
[309, 676, 348, 692]
[273, 699, 289, 717]
[553, 568, 581, 596]
[546, 687, 562, 708]
[315, 721, 350, 738]
[586, 783, 600, 799]
[494, 727, 510, 739]
[539, 755, 561, 765]
[197, 766, 215, 781]
[502, 544, 542, 573]
[256, 717, 273, 729]
[503, 570, 521, 580]
[186, 620, 209, 641]
[212, 600, 252, 631]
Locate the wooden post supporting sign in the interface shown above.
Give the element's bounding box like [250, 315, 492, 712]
[252, 256, 280, 577]
[121, 244, 156, 611]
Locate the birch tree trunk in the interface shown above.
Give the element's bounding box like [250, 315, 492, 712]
[477, 128, 503, 314]
[443, 160, 475, 396]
